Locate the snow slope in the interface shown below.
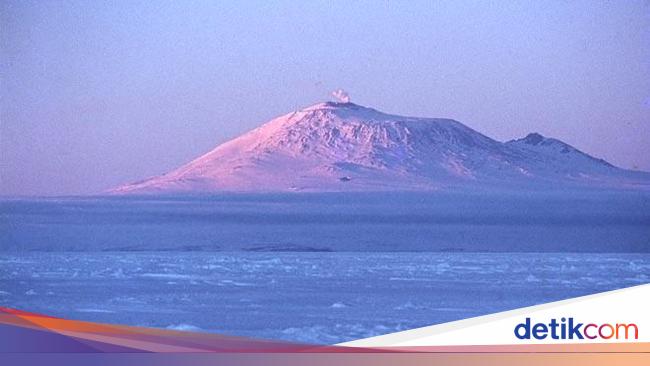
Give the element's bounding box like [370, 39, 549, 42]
[112, 102, 650, 193]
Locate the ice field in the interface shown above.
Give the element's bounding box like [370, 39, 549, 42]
[1, 252, 648, 344]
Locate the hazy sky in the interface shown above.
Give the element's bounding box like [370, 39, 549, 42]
[1, 0, 649, 195]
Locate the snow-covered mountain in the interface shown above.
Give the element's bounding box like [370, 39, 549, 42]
[112, 102, 650, 193]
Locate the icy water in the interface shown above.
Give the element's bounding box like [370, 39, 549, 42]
[1, 252, 649, 344]
[2, 191, 650, 252]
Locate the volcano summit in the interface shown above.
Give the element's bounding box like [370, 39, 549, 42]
[112, 102, 650, 193]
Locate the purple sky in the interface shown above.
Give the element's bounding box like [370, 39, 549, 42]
[1, 1, 649, 196]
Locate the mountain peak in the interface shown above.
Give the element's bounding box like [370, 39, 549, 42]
[299, 101, 382, 115]
[522, 132, 546, 145]
[303, 101, 358, 110]
[509, 132, 567, 148]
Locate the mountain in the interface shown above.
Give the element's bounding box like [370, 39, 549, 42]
[112, 102, 650, 193]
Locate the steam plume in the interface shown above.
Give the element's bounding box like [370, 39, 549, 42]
[331, 89, 350, 103]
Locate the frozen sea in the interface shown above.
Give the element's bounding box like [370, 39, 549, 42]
[1, 192, 649, 344]
[1, 252, 649, 344]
